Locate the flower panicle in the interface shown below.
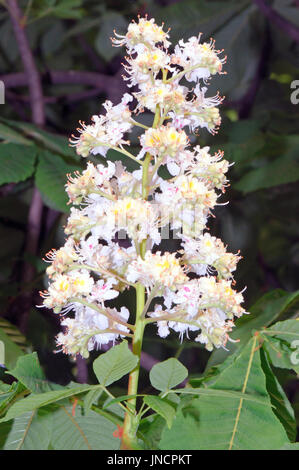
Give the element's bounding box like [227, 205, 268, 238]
[40, 16, 246, 357]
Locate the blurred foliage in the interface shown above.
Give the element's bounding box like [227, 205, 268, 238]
[0, 0, 298, 436]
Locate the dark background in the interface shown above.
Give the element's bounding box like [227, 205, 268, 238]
[0, 0, 298, 417]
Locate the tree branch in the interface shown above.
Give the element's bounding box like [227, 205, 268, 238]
[0, 70, 125, 102]
[253, 0, 299, 42]
[238, 24, 271, 118]
[7, 0, 45, 332]
[6, 87, 108, 105]
[7, 0, 45, 125]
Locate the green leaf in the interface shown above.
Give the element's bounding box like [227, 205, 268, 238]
[0, 323, 24, 370]
[143, 395, 175, 429]
[0, 384, 98, 423]
[0, 123, 32, 145]
[160, 338, 289, 450]
[261, 319, 299, 373]
[0, 381, 11, 394]
[235, 152, 299, 193]
[0, 381, 26, 417]
[0, 118, 78, 159]
[95, 12, 127, 61]
[280, 442, 299, 450]
[102, 394, 139, 410]
[263, 319, 299, 343]
[207, 290, 299, 369]
[150, 358, 188, 392]
[18, 123, 78, 159]
[153, 0, 247, 45]
[52, 0, 84, 19]
[50, 404, 119, 450]
[35, 150, 80, 212]
[260, 348, 296, 442]
[6, 352, 61, 394]
[83, 387, 103, 414]
[263, 336, 299, 374]
[0, 408, 52, 450]
[139, 414, 167, 450]
[41, 21, 65, 56]
[0, 144, 37, 185]
[93, 341, 138, 387]
[0, 318, 27, 352]
[170, 387, 270, 406]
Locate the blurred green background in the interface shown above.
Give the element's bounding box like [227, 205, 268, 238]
[0, 0, 298, 410]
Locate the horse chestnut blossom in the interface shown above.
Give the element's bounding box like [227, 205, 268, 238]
[40, 16, 247, 361]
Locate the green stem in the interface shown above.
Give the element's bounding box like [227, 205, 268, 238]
[91, 189, 116, 201]
[130, 119, 150, 130]
[111, 145, 144, 166]
[68, 263, 135, 287]
[166, 63, 203, 84]
[120, 283, 146, 449]
[101, 385, 134, 415]
[120, 104, 162, 449]
[145, 315, 202, 329]
[120, 104, 164, 449]
[70, 297, 135, 331]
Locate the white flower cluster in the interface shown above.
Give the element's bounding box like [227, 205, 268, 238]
[69, 94, 133, 158]
[41, 16, 246, 357]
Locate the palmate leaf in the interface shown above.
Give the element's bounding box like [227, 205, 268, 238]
[95, 12, 127, 61]
[153, 0, 248, 45]
[0, 404, 119, 450]
[0, 143, 37, 185]
[143, 396, 176, 429]
[0, 385, 99, 423]
[169, 387, 270, 405]
[0, 381, 26, 417]
[6, 352, 62, 394]
[50, 404, 119, 450]
[280, 443, 299, 450]
[160, 338, 289, 450]
[93, 341, 138, 387]
[149, 358, 188, 392]
[37, 0, 84, 20]
[261, 319, 299, 374]
[14, 122, 79, 160]
[0, 118, 79, 159]
[0, 123, 32, 145]
[0, 319, 25, 370]
[260, 348, 296, 442]
[207, 289, 299, 369]
[0, 318, 27, 352]
[83, 387, 103, 414]
[0, 408, 52, 450]
[236, 157, 299, 192]
[262, 337, 299, 374]
[35, 150, 80, 212]
[0, 381, 11, 394]
[139, 414, 167, 450]
[262, 319, 299, 343]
